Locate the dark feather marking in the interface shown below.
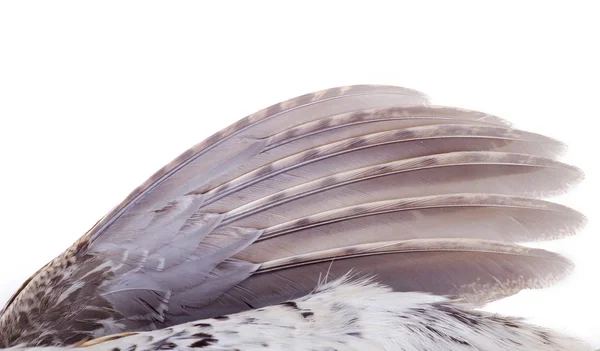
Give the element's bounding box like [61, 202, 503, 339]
[155, 341, 177, 350]
[301, 311, 314, 319]
[242, 300, 256, 309]
[192, 333, 213, 339]
[193, 323, 212, 328]
[281, 301, 299, 310]
[137, 298, 160, 316]
[190, 338, 218, 348]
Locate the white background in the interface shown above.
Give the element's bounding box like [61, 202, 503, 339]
[0, 1, 598, 347]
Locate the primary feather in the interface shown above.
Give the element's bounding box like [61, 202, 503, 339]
[0, 85, 587, 350]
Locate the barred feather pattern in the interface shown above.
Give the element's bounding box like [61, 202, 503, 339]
[0, 85, 589, 349]
[10, 277, 587, 351]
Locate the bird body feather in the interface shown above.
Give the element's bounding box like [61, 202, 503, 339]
[0, 85, 590, 350]
[8, 277, 586, 351]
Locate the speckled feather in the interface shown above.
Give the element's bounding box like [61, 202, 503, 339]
[10, 277, 588, 351]
[0, 85, 588, 349]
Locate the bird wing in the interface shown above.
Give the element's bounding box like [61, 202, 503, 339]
[0, 85, 585, 347]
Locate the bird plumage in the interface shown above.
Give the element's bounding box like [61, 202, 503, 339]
[7, 277, 588, 351]
[0, 85, 588, 350]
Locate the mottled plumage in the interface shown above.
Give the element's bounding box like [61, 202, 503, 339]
[7, 277, 588, 351]
[0, 85, 589, 350]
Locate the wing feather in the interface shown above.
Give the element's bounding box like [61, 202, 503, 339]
[233, 194, 586, 262]
[195, 239, 574, 318]
[89, 85, 429, 241]
[0, 85, 585, 348]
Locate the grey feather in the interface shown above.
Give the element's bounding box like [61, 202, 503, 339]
[200, 106, 518, 191]
[0, 85, 585, 348]
[89, 85, 429, 243]
[217, 151, 582, 228]
[234, 194, 586, 262]
[198, 239, 574, 317]
[201, 123, 566, 213]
